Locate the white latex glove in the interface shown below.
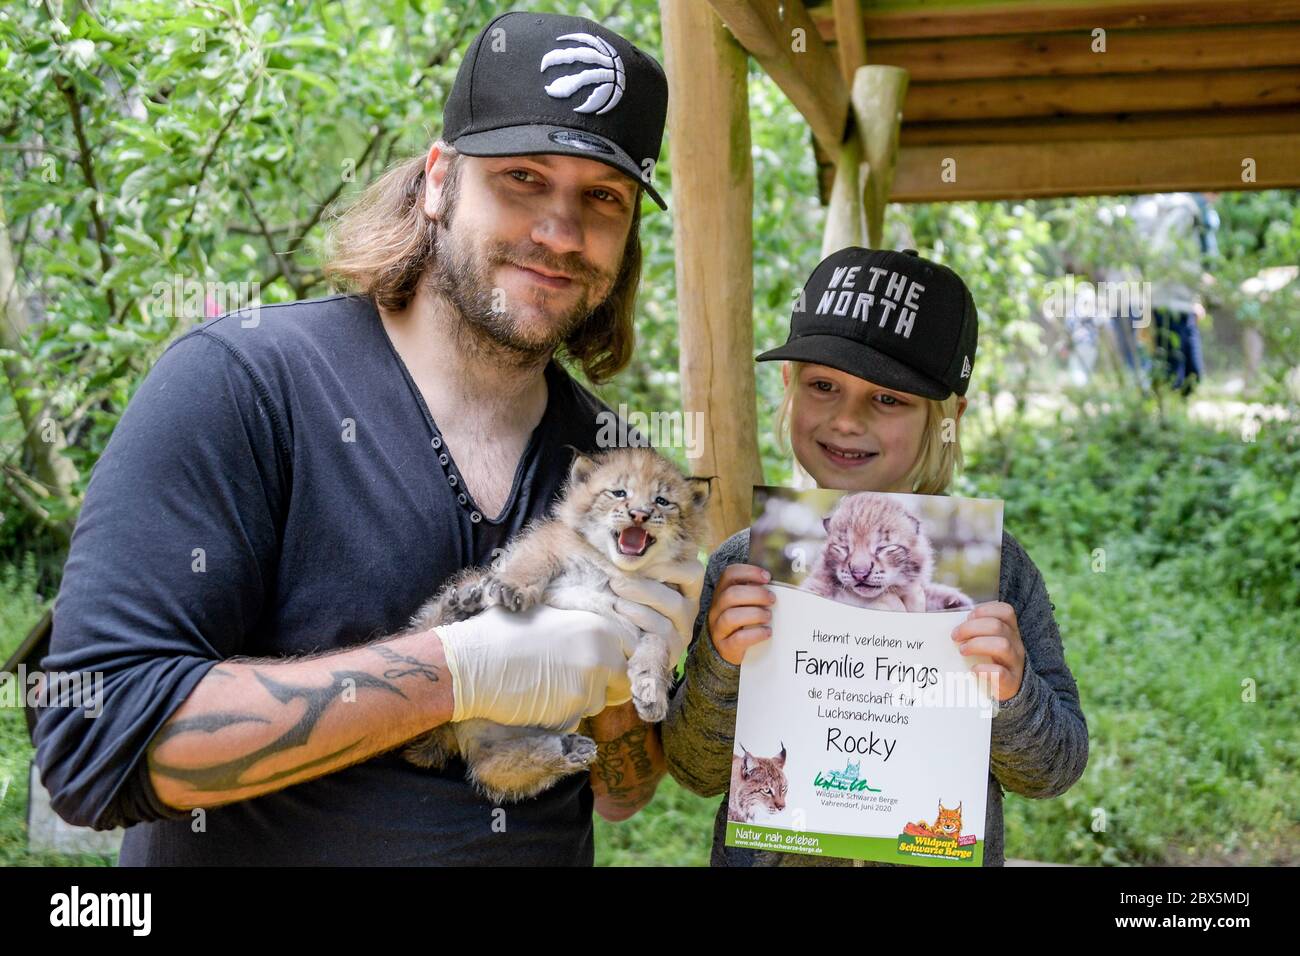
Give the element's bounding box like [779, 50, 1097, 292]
[435, 604, 633, 731]
[608, 557, 706, 667]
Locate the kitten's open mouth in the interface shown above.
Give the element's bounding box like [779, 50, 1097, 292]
[615, 527, 655, 557]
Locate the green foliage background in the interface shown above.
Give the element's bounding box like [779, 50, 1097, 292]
[1, 0, 1296, 866]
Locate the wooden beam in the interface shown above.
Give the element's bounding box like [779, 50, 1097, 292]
[855, 24, 1300, 83]
[807, 0, 1300, 41]
[900, 108, 1300, 145]
[902, 67, 1300, 122]
[706, 0, 849, 154]
[811, 104, 1300, 200]
[660, 0, 763, 549]
[892, 133, 1300, 201]
[832, 0, 868, 85]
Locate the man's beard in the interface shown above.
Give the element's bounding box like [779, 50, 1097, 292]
[425, 216, 615, 366]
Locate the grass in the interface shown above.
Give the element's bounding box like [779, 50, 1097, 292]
[999, 552, 1299, 866]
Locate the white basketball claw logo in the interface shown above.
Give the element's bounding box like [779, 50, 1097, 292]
[540, 33, 625, 114]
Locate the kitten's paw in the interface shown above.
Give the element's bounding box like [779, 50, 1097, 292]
[562, 733, 598, 768]
[631, 676, 668, 723]
[469, 732, 597, 802]
[924, 583, 974, 612]
[486, 579, 543, 613]
[445, 581, 486, 618]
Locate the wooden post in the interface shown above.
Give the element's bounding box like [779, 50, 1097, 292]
[660, 0, 763, 549]
[851, 65, 909, 248]
[821, 133, 865, 257]
[822, 0, 869, 256]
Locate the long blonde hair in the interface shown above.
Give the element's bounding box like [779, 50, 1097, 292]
[323, 142, 643, 384]
[774, 361, 965, 494]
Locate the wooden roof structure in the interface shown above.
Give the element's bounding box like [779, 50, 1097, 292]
[809, 0, 1300, 201]
[660, 0, 1300, 546]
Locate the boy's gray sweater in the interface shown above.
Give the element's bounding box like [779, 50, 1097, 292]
[662, 528, 1089, 867]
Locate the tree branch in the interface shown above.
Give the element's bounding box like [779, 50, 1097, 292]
[56, 78, 118, 319]
[239, 182, 298, 290]
[182, 83, 254, 232]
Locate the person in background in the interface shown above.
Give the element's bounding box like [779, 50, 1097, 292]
[1129, 191, 1220, 396]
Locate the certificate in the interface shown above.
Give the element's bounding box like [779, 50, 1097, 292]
[725, 487, 1004, 865]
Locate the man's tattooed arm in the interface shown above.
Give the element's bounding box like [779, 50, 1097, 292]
[146, 628, 453, 811]
[581, 701, 667, 822]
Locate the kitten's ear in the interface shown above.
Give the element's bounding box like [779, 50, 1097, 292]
[567, 447, 600, 485]
[906, 512, 922, 535]
[777, 742, 787, 767]
[823, 495, 848, 532]
[688, 476, 713, 509]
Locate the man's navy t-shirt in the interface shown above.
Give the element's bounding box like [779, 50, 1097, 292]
[33, 294, 622, 865]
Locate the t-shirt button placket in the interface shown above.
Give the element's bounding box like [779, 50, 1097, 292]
[431, 434, 474, 519]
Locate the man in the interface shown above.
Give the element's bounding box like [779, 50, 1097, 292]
[34, 11, 700, 865]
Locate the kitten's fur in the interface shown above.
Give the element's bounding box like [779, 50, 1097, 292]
[728, 743, 788, 823]
[804, 493, 974, 612]
[400, 446, 710, 803]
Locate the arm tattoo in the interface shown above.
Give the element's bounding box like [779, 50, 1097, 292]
[372, 644, 440, 683]
[149, 669, 406, 793]
[591, 723, 658, 811]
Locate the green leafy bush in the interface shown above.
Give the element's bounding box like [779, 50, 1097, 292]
[964, 400, 1300, 612]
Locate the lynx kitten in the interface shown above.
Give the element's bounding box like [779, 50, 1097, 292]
[401, 446, 710, 803]
[804, 493, 973, 612]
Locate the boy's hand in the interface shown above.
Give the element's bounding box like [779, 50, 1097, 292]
[950, 601, 1026, 702]
[708, 564, 776, 666]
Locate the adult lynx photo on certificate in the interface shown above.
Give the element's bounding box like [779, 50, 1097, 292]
[726, 487, 1005, 865]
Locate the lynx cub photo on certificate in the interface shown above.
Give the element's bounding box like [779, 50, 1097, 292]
[726, 487, 1005, 865]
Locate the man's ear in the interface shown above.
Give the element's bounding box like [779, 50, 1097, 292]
[424, 143, 451, 221]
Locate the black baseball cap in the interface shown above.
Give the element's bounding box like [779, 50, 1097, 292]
[442, 12, 668, 209]
[757, 247, 979, 399]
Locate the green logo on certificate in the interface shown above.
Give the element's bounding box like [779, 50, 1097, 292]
[813, 761, 880, 794]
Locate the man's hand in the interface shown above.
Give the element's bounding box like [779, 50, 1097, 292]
[437, 604, 633, 731]
[608, 557, 706, 666]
